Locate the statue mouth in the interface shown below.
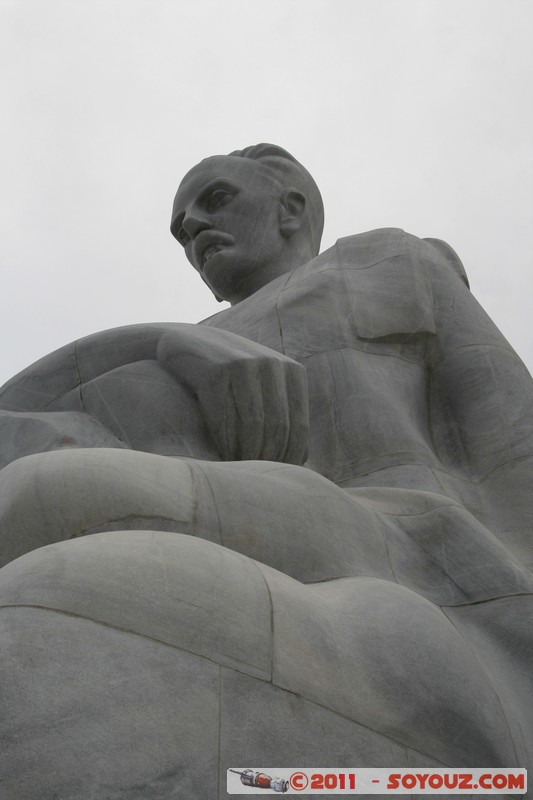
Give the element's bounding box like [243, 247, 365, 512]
[201, 243, 224, 267]
[196, 232, 235, 271]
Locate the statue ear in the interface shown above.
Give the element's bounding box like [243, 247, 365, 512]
[278, 189, 306, 239]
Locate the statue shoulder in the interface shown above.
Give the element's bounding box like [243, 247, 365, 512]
[333, 227, 407, 269]
[200, 230, 469, 340]
[422, 236, 470, 287]
[335, 228, 469, 285]
[330, 229, 470, 340]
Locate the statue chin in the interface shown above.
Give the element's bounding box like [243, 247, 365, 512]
[1, 160, 532, 797]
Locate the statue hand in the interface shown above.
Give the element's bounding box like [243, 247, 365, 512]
[157, 325, 309, 464]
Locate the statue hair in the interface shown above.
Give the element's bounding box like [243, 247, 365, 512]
[228, 143, 324, 255]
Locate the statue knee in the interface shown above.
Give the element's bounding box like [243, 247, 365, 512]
[0, 449, 200, 566]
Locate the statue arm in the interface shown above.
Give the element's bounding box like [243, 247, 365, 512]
[0, 323, 309, 466]
[0, 324, 167, 412]
[424, 239, 533, 479]
[157, 325, 309, 463]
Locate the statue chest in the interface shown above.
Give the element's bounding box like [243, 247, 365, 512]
[203, 263, 437, 484]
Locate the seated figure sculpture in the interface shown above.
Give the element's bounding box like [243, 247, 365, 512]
[0, 144, 532, 800]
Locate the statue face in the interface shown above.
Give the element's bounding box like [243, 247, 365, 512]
[172, 156, 287, 303]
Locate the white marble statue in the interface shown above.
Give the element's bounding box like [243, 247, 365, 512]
[0, 144, 532, 799]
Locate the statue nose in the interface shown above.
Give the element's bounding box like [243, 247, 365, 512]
[182, 213, 212, 239]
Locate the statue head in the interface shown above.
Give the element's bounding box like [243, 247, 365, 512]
[171, 144, 324, 305]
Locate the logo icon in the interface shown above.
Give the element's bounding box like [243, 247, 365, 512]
[229, 769, 289, 793]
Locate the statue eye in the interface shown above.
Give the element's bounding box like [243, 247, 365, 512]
[206, 189, 233, 212]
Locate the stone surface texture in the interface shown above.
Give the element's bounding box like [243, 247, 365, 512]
[0, 144, 532, 799]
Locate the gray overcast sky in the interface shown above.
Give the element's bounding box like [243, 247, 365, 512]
[1, 0, 532, 386]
